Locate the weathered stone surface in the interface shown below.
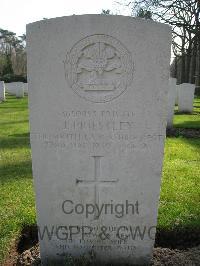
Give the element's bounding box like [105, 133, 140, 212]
[0, 81, 5, 101]
[27, 15, 171, 265]
[167, 78, 176, 128]
[178, 83, 195, 113]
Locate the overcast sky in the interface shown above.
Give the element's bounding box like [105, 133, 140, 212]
[1, 0, 131, 36]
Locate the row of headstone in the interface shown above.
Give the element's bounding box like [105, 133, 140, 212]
[4, 82, 28, 98]
[167, 79, 195, 128]
[27, 15, 171, 265]
[0, 81, 6, 102]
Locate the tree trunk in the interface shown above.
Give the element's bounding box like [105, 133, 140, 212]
[189, 43, 197, 84]
[180, 54, 186, 83]
[194, 0, 200, 95]
[185, 52, 191, 83]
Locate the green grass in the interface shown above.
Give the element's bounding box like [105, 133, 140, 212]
[0, 95, 36, 262]
[0, 95, 200, 263]
[159, 137, 200, 229]
[173, 97, 200, 129]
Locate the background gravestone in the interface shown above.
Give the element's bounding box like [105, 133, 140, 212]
[15, 82, 24, 98]
[178, 83, 195, 113]
[167, 78, 176, 128]
[27, 15, 171, 265]
[24, 83, 28, 94]
[0, 81, 6, 102]
[5, 83, 16, 95]
[5, 82, 24, 98]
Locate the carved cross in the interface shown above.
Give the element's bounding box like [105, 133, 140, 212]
[76, 156, 118, 218]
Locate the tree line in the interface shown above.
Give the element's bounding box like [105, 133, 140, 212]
[0, 28, 26, 82]
[103, 0, 200, 94]
[1, 2, 199, 92]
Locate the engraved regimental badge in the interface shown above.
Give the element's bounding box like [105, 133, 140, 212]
[64, 34, 134, 103]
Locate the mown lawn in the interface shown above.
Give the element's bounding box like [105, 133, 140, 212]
[0, 95, 200, 263]
[0, 96, 35, 262]
[173, 97, 200, 129]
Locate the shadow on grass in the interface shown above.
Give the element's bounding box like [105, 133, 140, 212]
[179, 136, 200, 151]
[175, 112, 194, 115]
[8, 133, 30, 138]
[0, 160, 32, 182]
[0, 120, 29, 126]
[173, 121, 200, 129]
[0, 134, 30, 149]
[0, 106, 28, 110]
[167, 128, 200, 139]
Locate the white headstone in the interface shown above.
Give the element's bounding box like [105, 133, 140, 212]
[178, 83, 195, 113]
[5, 83, 16, 95]
[15, 82, 24, 98]
[5, 82, 24, 98]
[27, 15, 171, 265]
[167, 78, 176, 128]
[0, 81, 6, 102]
[175, 84, 179, 105]
[24, 83, 28, 94]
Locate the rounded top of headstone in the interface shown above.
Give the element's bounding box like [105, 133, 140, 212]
[27, 14, 171, 105]
[26, 14, 171, 32]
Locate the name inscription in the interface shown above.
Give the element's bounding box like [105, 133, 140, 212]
[31, 109, 164, 153]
